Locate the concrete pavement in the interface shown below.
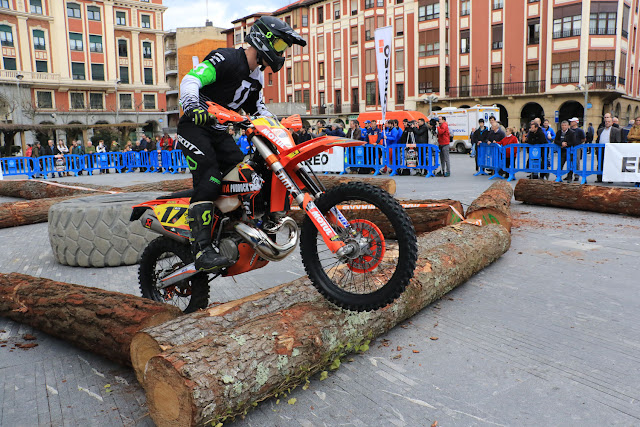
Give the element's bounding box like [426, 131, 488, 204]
[1, 154, 639, 426]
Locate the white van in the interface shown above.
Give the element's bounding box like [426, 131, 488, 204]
[431, 105, 500, 153]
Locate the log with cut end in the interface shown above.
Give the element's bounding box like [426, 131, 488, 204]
[0, 195, 85, 228]
[0, 179, 113, 199]
[514, 179, 640, 217]
[465, 180, 514, 231]
[0, 273, 183, 366]
[288, 199, 462, 237]
[136, 223, 511, 426]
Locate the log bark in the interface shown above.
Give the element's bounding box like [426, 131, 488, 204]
[514, 179, 640, 217]
[0, 179, 113, 199]
[288, 199, 462, 237]
[135, 223, 511, 426]
[0, 273, 183, 366]
[0, 195, 85, 228]
[465, 181, 514, 231]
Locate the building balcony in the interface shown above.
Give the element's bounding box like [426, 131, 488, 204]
[334, 104, 342, 114]
[165, 44, 177, 55]
[0, 70, 61, 83]
[446, 80, 546, 98]
[553, 29, 581, 39]
[166, 65, 178, 75]
[166, 85, 178, 96]
[589, 28, 616, 35]
[586, 75, 617, 90]
[351, 103, 359, 113]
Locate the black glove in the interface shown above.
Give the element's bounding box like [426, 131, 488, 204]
[187, 107, 213, 126]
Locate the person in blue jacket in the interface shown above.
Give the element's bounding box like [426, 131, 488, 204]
[541, 118, 556, 144]
[236, 130, 251, 155]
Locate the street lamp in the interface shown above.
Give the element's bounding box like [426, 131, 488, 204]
[14, 74, 24, 123]
[115, 79, 121, 124]
[424, 94, 439, 115]
[575, 80, 591, 129]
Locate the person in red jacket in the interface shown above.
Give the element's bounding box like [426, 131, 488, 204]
[497, 127, 518, 178]
[435, 116, 451, 177]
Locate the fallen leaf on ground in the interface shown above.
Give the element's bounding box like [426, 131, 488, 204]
[15, 343, 38, 349]
[588, 239, 596, 242]
[23, 334, 36, 340]
[413, 350, 420, 353]
[319, 371, 328, 381]
[288, 398, 297, 405]
[396, 346, 403, 351]
[392, 354, 402, 359]
[430, 337, 439, 341]
[431, 421, 438, 427]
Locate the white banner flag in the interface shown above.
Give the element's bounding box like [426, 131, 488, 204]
[375, 26, 392, 143]
[602, 143, 640, 182]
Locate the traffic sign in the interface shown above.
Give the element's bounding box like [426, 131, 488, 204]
[555, 111, 559, 123]
[586, 102, 593, 109]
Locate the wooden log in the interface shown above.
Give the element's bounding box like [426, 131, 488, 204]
[0, 195, 85, 229]
[135, 223, 511, 426]
[0, 273, 183, 366]
[0, 179, 114, 199]
[514, 179, 640, 217]
[465, 181, 514, 232]
[288, 199, 462, 237]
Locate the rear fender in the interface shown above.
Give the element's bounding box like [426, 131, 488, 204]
[279, 136, 364, 169]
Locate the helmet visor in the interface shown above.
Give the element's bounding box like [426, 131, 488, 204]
[271, 37, 289, 54]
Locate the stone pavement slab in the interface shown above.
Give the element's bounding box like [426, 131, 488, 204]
[1, 154, 639, 426]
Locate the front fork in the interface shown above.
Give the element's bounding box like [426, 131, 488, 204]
[252, 137, 353, 256]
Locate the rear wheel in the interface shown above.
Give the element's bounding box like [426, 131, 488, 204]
[139, 236, 209, 313]
[300, 182, 418, 311]
[456, 143, 467, 153]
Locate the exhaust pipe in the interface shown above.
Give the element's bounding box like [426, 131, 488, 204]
[234, 216, 299, 262]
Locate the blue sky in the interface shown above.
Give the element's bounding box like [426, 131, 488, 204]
[163, 0, 292, 31]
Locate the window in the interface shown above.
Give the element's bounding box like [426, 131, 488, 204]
[418, 1, 439, 22]
[3, 57, 16, 70]
[70, 92, 85, 109]
[67, 3, 80, 18]
[419, 67, 439, 93]
[142, 41, 152, 59]
[590, 6, 617, 35]
[292, 12, 299, 28]
[302, 14, 308, 26]
[317, 6, 323, 24]
[72, 62, 85, 80]
[365, 17, 374, 41]
[90, 93, 103, 109]
[492, 68, 502, 94]
[143, 94, 155, 109]
[317, 34, 324, 53]
[318, 62, 325, 80]
[287, 95, 292, 103]
[460, 30, 470, 53]
[351, 88, 359, 107]
[622, 4, 630, 38]
[116, 11, 126, 25]
[235, 32, 241, 44]
[552, 5, 582, 39]
[285, 16, 291, 26]
[87, 6, 100, 21]
[619, 52, 627, 80]
[0, 25, 14, 47]
[396, 83, 404, 105]
[351, 56, 358, 76]
[492, 25, 503, 49]
[268, 72, 273, 85]
[91, 64, 104, 81]
[0, 0, 9, 8]
[528, 19, 540, 44]
[302, 61, 309, 82]
[419, 30, 439, 57]
[365, 48, 375, 74]
[588, 60, 614, 78]
[334, 1, 340, 19]
[395, 18, 404, 36]
[492, 0, 503, 10]
[89, 35, 103, 53]
[294, 62, 301, 81]
[36, 91, 53, 109]
[119, 93, 132, 109]
[286, 68, 292, 84]
[334, 60, 341, 78]
[366, 82, 376, 105]
[294, 90, 302, 103]
[351, 0, 357, 15]
[118, 39, 128, 57]
[350, 26, 358, 45]
[365, 0, 374, 9]
[141, 15, 151, 28]
[461, 0, 470, 16]
[33, 30, 46, 50]
[333, 31, 341, 49]
[395, 49, 404, 70]
[119, 66, 129, 84]
[319, 92, 325, 108]
[144, 68, 153, 85]
[303, 89, 310, 110]
[30, 0, 42, 14]
[552, 61, 580, 84]
[35, 60, 47, 73]
[69, 33, 83, 51]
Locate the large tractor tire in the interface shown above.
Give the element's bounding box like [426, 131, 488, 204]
[48, 192, 165, 267]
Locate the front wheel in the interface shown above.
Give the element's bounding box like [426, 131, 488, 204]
[300, 182, 418, 311]
[138, 236, 209, 313]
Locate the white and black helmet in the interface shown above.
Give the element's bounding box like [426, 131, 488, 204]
[246, 16, 306, 72]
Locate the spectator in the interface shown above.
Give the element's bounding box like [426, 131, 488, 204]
[315, 120, 326, 136]
[155, 136, 162, 150]
[541, 119, 556, 144]
[85, 140, 96, 172]
[627, 117, 640, 143]
[586, 122, 595, 143]
[486, 120, 506, 176]
[31, 141, 44, 178]
[25, 143, 32, 158]
[525, 121, 547, 179]
[161, 133, 174, 150]
[146, 136, 155, 151]
[497, 127, 518, 178]
[236, 129, 251, 154]
[96, 140, 109, 174]
[553, 120, 576, 182]
[470, 119, 489, 171]
[56, 140, 70, 177]
[43, 139, 55, 156]
[595, 114, 622, 182]
[414, 118, 429, 144]
[365, 121, 380, 145]
[622, 119, 634, 142]
[569, 117, 586, 181]
[227, 126, 239, 142]
[613, 117, 620, 128]
[436, 116, 451, 177]
[298, 126, 313, 144]
[346, 120, 361, 140]
[139, 135, 147, 151]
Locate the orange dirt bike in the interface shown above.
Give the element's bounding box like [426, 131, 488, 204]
[131, 102, 417, 313]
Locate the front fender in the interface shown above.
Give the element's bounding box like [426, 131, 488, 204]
[279, 136, 364, 168]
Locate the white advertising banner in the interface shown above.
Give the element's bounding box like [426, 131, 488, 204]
[602, 143, 640, 182]
[374, 26, 392, 144]
[307, 147, 345, 173]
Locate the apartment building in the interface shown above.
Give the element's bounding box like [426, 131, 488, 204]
[230, 0, 640, 127]
[164, 23, 227, 131]
[0, 0, 169, 142]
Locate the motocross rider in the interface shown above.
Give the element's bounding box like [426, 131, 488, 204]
[178, 16, 306, 272]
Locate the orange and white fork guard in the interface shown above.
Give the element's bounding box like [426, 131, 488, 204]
[301, 193, 346, 253]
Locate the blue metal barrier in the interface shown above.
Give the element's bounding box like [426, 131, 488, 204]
[122, 151, 152, 172]
[0, 157, 37, 178]
[571, 144, 605, 184]
[342, 144, 387, 176]
[164, 150, 188, 173]
[387, 144, 440, 177]
[475, 143, 504, 179]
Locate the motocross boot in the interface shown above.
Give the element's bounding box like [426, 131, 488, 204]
[187, 202, 230, 272]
